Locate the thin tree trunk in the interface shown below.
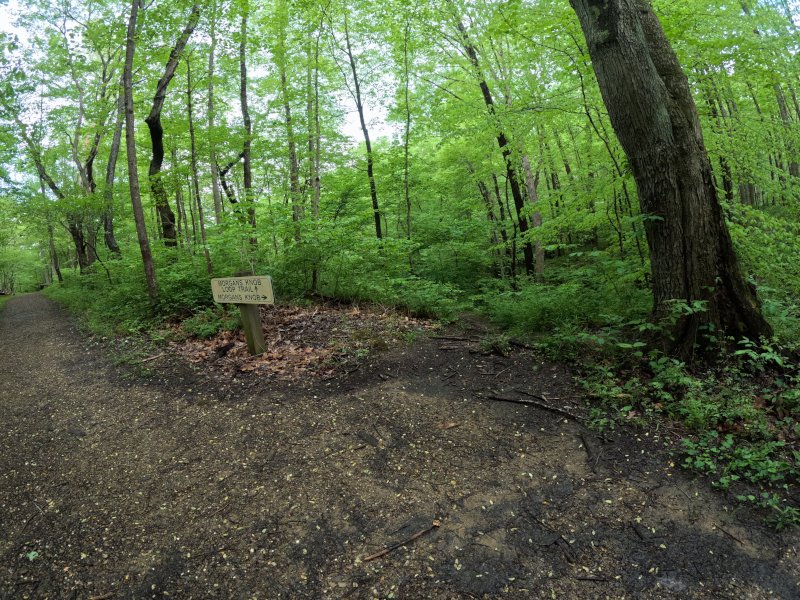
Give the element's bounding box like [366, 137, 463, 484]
[207, 0, 223, 224]
[570, 0, 772, 356]
[521, 153, 544, 280]
[308, 27, 322, 291]
[343, 14, 382, 239]
[124, 0, 158, 301]
[277, 4, 302, 240]
[41, 171, 64, 283]
[402, 18, 413, 255]
[454, 17, 534, 275]
[240, 2, 257, 241]
[144, 4, 201, 247]
[103, 86, 124, 256]
[187, 59, 212, 273]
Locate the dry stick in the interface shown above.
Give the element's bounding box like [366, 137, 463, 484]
[487, 394, 585, 422]
[136, 353, 166, 363]
[88, 594, 115, 600]
[715, 522, 745, 545]
[363, 520, 441, 561]
[431, 335, 479, 342]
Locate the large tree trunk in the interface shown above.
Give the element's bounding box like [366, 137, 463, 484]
[144, 4, 201, 247]
[124, 0, 158, 301]
[569, 0, 771, 356]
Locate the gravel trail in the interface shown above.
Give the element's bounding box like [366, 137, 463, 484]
[1, 294, 798, 599]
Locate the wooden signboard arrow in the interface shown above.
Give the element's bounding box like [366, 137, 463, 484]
[211, 275, 274, 355]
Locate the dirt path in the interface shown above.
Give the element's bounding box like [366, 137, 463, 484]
[1, 294, 798, 600]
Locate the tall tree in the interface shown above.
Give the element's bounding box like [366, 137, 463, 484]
[340, 12, 382, 240]
[569, 0, 772, 356]
[123, 0, 158, 301]
[239, 0, 257, 240]
[144, 4, 201, 247]
[186, 58, 212, 273]
[452, 13, 535, 276]
[207, 0, 224, 224]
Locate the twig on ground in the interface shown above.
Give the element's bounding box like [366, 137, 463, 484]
[715, 522, 745, 545]
[88, 593, 115, 600]
[487, 394, 585, 422]
[575, 575, 609, 582]
[515, 389, 563, 402]
[136, 353, 165, 363]
[629, 522, 647, 541]
[363, 520, 441, 561]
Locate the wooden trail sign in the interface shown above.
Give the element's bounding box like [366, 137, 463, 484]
[211, 275, 274, 355]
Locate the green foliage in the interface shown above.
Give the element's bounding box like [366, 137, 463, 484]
[482, 278, 650, 337]
[580, 342, 800, 528]
[182, 307, 239, 339]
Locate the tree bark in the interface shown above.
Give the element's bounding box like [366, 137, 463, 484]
[569, 0, 772, 356]
[144, 4, 201, 247]
[124, 0, 158, 301]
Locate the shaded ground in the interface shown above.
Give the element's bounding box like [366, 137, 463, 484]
[1, 294, 798, 600]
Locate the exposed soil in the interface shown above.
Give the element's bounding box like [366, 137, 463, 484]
[1, 294, 798, 600]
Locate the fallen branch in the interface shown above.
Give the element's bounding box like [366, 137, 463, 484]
[136, 353, 165, 364]
[486, 394, 585, 422]
[88, 594, 115, 600]
[363, 520, 441, 561]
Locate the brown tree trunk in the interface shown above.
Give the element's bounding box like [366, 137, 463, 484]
[103, 87, 124, 256]
[343, 14, 382, 240]
[187, 59, 213, 273]
[207, 0, 223, 224]
[570, 0, 772, 356]
[521, 153, 545, 280]
[277, 4, 302, 240]
[47, 223, 63, 283]
[240, 3, 257, 241]
[402, 18, 413, 268]
[144, 4, 201, 247]
[124, 0, 158, 301]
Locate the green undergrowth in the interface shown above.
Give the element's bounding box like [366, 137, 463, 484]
[578, 336, 800, 529]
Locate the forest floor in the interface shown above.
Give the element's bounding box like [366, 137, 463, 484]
[1, 294, 798, 600]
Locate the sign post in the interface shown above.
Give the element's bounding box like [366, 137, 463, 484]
[211, 275, 274, 355]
